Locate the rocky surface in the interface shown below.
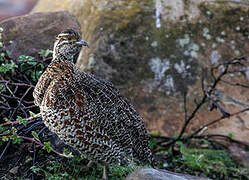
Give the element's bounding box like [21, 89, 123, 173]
[0, 0, 38, 22]
[125, 168, 210, 180]
[19, 0, 249, 142]
[0, 11, 81, 59]
[228, 145, 249, 167]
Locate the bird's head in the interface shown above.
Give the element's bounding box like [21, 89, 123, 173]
[53, 29, 89, 63]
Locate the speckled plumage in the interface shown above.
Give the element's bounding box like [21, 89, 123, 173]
[33, 29, 152, 166]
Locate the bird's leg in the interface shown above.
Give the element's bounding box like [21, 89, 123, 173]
[82, 160, 94, 171]
[87, 160, 94, 168]
[102, 165, 108, 180]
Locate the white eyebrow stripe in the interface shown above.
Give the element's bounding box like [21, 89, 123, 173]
[58, 33, 70, 37]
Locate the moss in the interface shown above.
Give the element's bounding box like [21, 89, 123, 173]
[86, 0, 249, 96]
[183, 0, 190, 10]
[102, 1, 143, 31]
[90, 0, 155, 85]
[165, 5, 172, 10]
[165, 142, 249, 179]
[101, 0, 152, 32]
[198, 2, 249, 51]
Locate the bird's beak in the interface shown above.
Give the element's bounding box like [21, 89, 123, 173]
[75, 40, 89, 48]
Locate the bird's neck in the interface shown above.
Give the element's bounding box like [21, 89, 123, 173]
[52, 53, 74, 63]
[52, 44, 75, 62]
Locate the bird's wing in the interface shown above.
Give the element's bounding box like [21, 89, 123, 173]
[78, 73, 151, 161]
[41, 67, 151, 163]
[33, 67, 54, 106]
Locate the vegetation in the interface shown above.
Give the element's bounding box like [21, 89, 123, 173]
[155, 141, 249, 179]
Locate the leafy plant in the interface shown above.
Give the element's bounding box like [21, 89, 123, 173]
[17, 116, 28, 126]
[0, 60, 18, 76]
[29, 155, 138, 180]
[10, 132, 23, 144]
[43, 141, 53, 153]
[32, 131, 40, 142]
[109, 163, 137, 179]
[17, 55, 45, 82]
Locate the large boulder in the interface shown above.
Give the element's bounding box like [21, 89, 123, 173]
[0, 11, 81, 59]
[0, 0, 38, 21]
[32, 1, 249, 141]
[125, 168, 210, 180]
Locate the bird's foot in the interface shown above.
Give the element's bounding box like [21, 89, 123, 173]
[81, 160, 94, 172]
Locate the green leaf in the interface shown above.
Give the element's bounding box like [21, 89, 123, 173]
[3, 117, 10, 123]
[27, 61, 38, 66]
[1, 129, 10, 135]
[32, 131, 40, 142]
[39, 49, 52, 57]
[30, 166, 41, 173]
[17, 116, 27, 126]
[25, 157, 32, 163]
[10, 133, 22, 144]
[0, 60, 17, 75]
[31, 71, 40, 82]
[63, 148, 71, 155]
[40, 64, 45, 70]
[2, 136, 9, 142]
[0, 84, 6, 93]
[17, 55, 34, 62]
[61, 172, 69, 177]
[176, 141, 184, 146]
[29, 111, 36, 118]
[43, 141, 52, 153]
[11, 127, 17, 133]
[6, 50, 11, 57]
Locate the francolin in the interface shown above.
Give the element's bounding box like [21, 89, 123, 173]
[33, 29, 152, 179]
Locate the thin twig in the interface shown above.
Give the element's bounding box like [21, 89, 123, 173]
[1, 113, 41, 126]
[0, 141, 11, 161]
[19, 136, 64, 157]
[0, 80, 34, 87]
[183, 91, 188, 122]
[164, 56, 248, 147]
[186, 107, 249, 140]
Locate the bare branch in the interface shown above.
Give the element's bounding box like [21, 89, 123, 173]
[186, 107, 249, 140]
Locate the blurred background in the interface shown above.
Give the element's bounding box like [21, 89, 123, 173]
[0, 0, 38, 21]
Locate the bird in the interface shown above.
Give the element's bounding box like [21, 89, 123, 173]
[33, 29, 152, 179]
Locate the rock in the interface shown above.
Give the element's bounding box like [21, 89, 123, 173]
[228, 145, 249, 167]
[0, 0, 38, 22]
[0, 11, 81, 59]
[155, 0, 204, 22]
[125, 168, 210, 180]
[31, 1, 249, 142]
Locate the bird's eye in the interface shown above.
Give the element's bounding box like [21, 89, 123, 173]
[68, 37, 72, 41]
